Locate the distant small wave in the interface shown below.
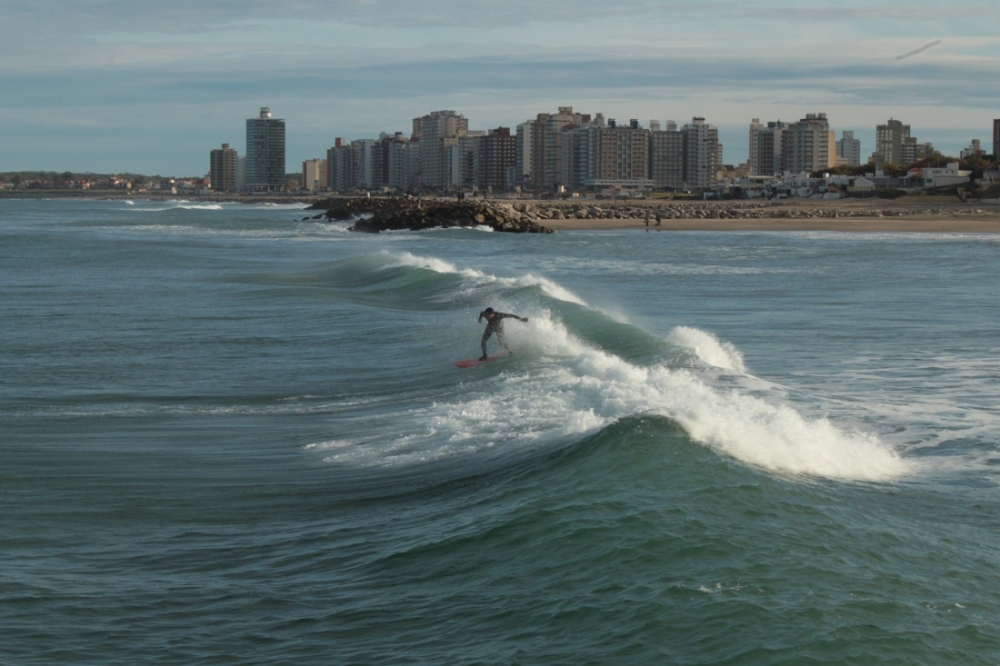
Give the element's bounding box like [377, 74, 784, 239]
[388, 250, 588, 306]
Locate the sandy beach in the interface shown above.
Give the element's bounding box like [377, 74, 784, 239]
[534, 198, 1000, 233]
[542, 215, 1000, 233]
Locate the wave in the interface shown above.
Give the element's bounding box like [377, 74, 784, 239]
[121, 200, 307, 213]
[389, 251, 589, 306]
[667, 326, 746, 372]
[307, 255, 910, 483]
[130, 201, 225, 212]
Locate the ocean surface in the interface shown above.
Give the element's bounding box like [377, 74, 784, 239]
[3, 198, 999, 664]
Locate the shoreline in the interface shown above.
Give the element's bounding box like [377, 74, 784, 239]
[541, 215, 1000, 233]
[4, 191, 1000, 233]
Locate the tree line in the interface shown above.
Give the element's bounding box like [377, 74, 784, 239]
[811, 152, 996, 179]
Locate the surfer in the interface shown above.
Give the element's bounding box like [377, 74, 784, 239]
[478, 307, 528, 360]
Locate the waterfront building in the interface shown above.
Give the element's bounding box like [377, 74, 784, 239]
[354, 139, 378, 190]
[522, 106, 594, 190]
[245, 107, 286, 192]
[836, 131, 862, 167]
[562, 119, 651, 191]
[302, 159, 327, 193]
[649, 123, 684, 190]
[326, 138, 361, 192]
[209, 143, 238, 192]
[748, 119, 787, 176]
[782, 113, 830, 174]
[681, 117, 721, 189]
[515, 121, 533, 189]
[370, 132, 405, 191]
[479, 127, 517, 192]
[875, 118, 911, 165]
[413, 110, 468, 190]
[445, 132, 484, 190]
[388, 136, 420, 192]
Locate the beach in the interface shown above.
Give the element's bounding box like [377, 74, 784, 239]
[535, 197, 1000, 233]
[543, 215, 1000, 233]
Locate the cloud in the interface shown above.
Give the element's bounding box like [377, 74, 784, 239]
[2, 0, 1000, 173]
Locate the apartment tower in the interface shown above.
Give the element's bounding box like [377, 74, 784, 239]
[782, 113, 830, 174]
[245, 107, 286, 192]
[209, 143, 238, 192]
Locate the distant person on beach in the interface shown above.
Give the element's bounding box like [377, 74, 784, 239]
[478, 308, 528, 360]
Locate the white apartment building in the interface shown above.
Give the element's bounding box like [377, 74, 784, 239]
[748, 118, 787, 176]
[836, 131, 861, 166]
[682, 117, 721, 189]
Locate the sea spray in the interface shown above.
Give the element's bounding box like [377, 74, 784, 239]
[314, 312, 908, 482]
[667, 326, 747, 373]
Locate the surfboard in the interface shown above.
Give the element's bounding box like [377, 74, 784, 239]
[455, 353, 508, 368]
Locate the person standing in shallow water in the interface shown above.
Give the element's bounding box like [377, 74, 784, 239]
[478, 307, 528, 360]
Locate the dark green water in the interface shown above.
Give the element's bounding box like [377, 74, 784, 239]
[3, 200, 999, 664]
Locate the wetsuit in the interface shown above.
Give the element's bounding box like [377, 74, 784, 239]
[478, 310, 524, 359]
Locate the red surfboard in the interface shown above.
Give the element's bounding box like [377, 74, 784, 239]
[455, 352, 508, 368]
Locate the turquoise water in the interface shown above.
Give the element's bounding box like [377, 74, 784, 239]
[2, 199, 999, 664]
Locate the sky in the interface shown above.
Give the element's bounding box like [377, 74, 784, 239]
[2, 0, 999, 176]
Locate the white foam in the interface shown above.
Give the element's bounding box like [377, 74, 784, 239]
[314, 313, 910, 482]
[668, 326, 747, 373]
[387, 250, 589, 306]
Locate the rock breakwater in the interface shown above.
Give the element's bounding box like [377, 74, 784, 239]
[308, 197, 554, 233]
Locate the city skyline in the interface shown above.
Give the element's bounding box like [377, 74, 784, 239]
[3, 1, 999, 175]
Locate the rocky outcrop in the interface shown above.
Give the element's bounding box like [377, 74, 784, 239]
[306, 196, 996, 231]
[308, 197, 553, 234]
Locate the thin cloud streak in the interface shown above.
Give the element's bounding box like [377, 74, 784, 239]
[896, 39, 943, 60]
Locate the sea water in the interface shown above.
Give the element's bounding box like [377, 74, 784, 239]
[2, 198, 999, 664]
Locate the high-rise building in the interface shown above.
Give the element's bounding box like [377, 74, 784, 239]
[836, 131, 862, 166]
[245, 107, 286, 192]
[326, 138, 361, 192]
[748, 119, 786, 176]
[994, 119, 1000, 158]
[522, 106, 594, 190]
[515, 121, 533, 189]
[782, 113, 830, 174]
[209, 143, 238, 192]
[388, 136, 419, 192]
[649, 123, 684, 190]
[681, 117, 721, 189]
[354, 139, 378, 190]
[412, 110, 468, 190]
[875, 118, 911, 165]
[479, 127, 517, 191]
[445, 132, 484, 189]
[302, 159, 327, 193]
[562, 120, 650, 190]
